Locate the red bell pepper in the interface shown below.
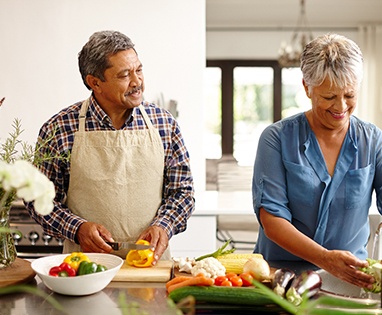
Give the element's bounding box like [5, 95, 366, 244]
[49, 262, 77, 277]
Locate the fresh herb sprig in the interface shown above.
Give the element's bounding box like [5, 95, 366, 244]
[0, 118, 70, 165]
[195, 239, 236, 261]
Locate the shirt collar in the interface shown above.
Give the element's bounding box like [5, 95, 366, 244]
[88, 95, 135, 128]
[88, 95, 110, 124]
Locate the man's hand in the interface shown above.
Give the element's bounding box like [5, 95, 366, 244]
[138, 226, 169, 265]
[76, 222, 114, 253]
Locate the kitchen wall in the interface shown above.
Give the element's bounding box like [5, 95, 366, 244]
[0, 0, 206, 190]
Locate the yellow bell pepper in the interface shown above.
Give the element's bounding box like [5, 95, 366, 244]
[63, 252, 91, 271]
[126, 240, 154, 268]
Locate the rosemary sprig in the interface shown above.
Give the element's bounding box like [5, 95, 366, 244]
[0, 118, 70, 166]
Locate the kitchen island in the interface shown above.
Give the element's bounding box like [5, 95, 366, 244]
[1, 259, 324, 315]
[0, 276, 289, 315]
[2, 259, 379, 315]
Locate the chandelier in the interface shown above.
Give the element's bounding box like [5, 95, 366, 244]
[278, 0, 314, 68]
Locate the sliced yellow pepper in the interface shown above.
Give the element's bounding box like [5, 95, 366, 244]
[63, 252, 91, 271]
[126, 240, 154, 268]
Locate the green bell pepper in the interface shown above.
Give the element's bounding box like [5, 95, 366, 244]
[77, 261, 107, 276]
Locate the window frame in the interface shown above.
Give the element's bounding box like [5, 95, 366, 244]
[206, 59, 282, 156]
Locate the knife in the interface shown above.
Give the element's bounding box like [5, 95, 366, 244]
[106, 241, 153, 251]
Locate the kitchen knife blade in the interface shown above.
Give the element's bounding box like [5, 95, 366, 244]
[106, 241, 153, 251]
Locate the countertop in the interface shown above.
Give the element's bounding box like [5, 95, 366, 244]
[0, 261, 318, 315]
[0, 276, 289, 315]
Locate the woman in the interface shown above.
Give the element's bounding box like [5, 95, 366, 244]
[252, 33, 382, 289]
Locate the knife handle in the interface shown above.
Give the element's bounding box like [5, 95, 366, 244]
[106, 242, 119, 250]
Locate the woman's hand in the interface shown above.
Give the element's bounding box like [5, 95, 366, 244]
[259, 208, 374, 289]
[317, 249, 374, 289]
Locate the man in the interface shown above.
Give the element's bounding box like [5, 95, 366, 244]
[27, 30, 195, 264]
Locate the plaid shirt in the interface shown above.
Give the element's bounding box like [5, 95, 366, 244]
[27, 96, 195, 242]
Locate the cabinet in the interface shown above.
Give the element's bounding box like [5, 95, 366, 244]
[169, 215, 216, 258]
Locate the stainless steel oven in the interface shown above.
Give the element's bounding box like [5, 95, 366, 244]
[9, 203, 63, 258]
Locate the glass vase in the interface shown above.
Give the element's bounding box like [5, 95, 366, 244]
[0, 206, 17, 269]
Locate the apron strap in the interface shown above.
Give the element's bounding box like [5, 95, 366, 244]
[79, 98, 91, 132]
[79, 100, 152, 132]
[139, 104, 155, 129]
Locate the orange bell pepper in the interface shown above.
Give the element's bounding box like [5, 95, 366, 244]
[126, 240, 154, 268]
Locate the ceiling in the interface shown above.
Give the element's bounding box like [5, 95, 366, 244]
[206, 0, 382, 31]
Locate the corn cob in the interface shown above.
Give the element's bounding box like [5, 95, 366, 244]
[217, 253, 263, 260]
[217, 253, 264, 274]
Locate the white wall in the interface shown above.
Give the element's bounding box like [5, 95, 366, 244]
[0, 0, 206, 191]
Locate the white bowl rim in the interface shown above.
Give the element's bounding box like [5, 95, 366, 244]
[31, 253, 123, 276]
[31, 253, 124, 295]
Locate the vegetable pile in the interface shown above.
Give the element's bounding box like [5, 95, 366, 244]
[172, 240, 266, 276]
[169, 240, 321, 309]
[48, 252, 107, 277]
[169, 242, 382, 314]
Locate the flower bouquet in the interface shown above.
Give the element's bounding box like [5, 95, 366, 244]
[0, 117, 58, 268]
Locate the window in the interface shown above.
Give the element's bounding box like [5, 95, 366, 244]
[204, 60, 281, 166]
[233, 67, 273, 165]
[204, 60, 312, 191]
[204, 60, 310, 166]
[204, 67, 222, 160]
[281, 67, 311, 118]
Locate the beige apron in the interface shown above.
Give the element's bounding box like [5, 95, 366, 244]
[64, 98, 171, 259]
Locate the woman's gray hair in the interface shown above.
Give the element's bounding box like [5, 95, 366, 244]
[78, 30, 136, 90]
[300, 33, 363, 90]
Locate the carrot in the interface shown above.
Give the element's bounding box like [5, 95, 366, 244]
[166, 276, 192, 289]
[167, 275, 214, 293]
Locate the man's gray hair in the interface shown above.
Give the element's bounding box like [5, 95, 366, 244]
[78, 30, 136, 90]
[300, 33, 363, 90]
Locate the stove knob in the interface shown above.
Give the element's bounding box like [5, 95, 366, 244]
[12, 232, 22, 245]
[42, 233, 52, 245]
[56, 237, 64, 246]
[28, 231, 39, 245]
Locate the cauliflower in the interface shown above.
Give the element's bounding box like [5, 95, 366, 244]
[190, 257, 226, 279]
[172, 257, 195, 273]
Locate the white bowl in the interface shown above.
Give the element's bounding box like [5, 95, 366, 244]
[31, 253, 123, 296]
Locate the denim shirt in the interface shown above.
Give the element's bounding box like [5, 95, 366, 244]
[253, 113, 382, 261]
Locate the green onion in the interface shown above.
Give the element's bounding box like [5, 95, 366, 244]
[195, 239, 235, 261]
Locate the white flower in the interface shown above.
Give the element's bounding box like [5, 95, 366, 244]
[0, 160, 55, 215]
[0, 161, 12, 186]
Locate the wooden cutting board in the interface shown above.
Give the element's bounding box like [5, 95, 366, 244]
[112, 260, 173, 282]
[0, 258, 36, 288]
